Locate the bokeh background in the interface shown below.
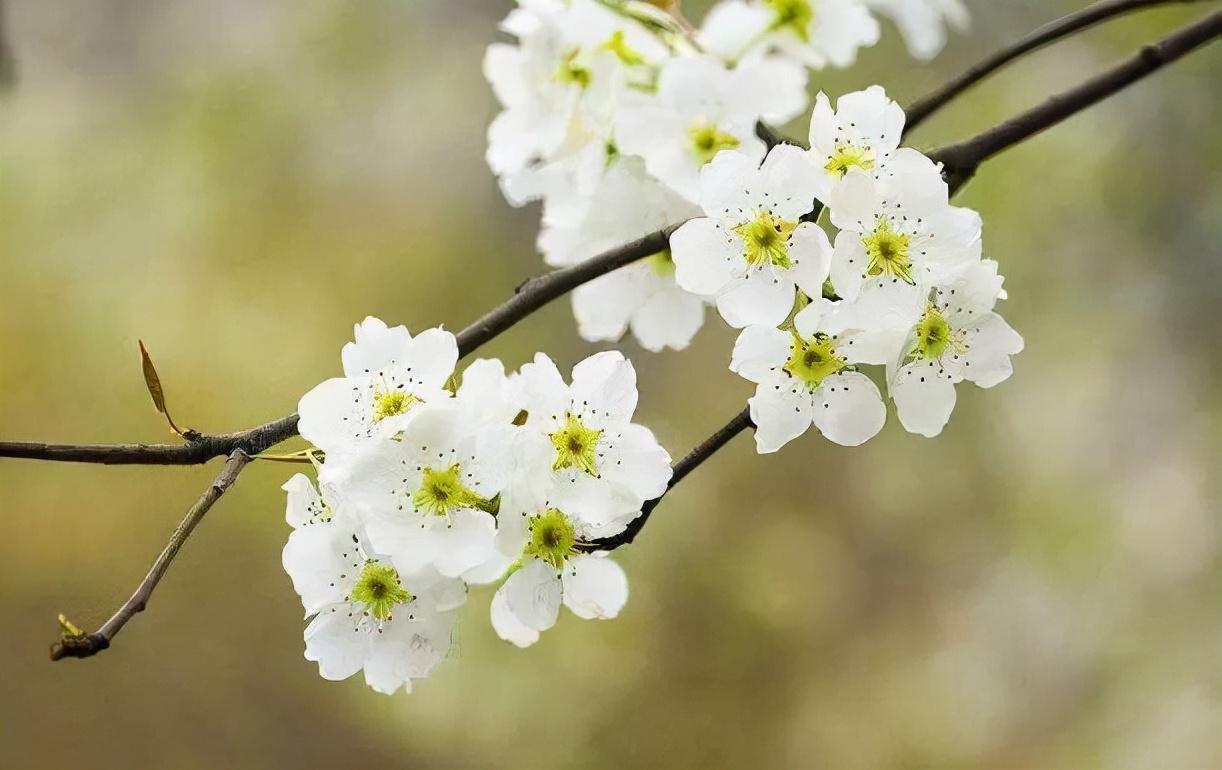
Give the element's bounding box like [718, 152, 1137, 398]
[2, 1, 1220, 768]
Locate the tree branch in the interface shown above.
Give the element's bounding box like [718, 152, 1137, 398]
[50, 450, 252, 660]
[930, 10, 1222, 192]
[592, 14, 1222, 552]
[0, 229, 677, 467]
[904, 0, 1213, 135]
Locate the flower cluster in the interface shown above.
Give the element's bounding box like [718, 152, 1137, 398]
[284, 318, 671, 693]
[280, 0, 1024, 697]
[485, 0, 968, 352]
[681, 86, 1024, 451]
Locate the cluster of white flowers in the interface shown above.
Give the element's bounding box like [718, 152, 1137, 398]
[280, 0, 1023, 696]
[284, 318, 670, 692]
[485, 0, 969, 353]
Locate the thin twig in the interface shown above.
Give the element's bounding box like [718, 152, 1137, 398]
[50, 450, 252, 660]
[930, 10, 1222, 191]
[904, 0, 1214, 135]
[592, 14, 1222, 552]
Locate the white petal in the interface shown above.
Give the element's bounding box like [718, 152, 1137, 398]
[282, 473, 323, 529]
[829, 229, 868, 301]
[812, 371, 886, 446]
[787, 222, 833, 298]
[304, 610, 366, 682]
[630, 285, 706, 352]
[342, 317, 412, 377]
[757, 144, 821, 221]
[948, 312, 1024, 387]
[502, 559, 562, 632]
[282, 524, 350, 617]
[572, 267, 644, 344]
[670, 217, 742, 296]
[749, 381, 812, 453]
[891, 360, 957, 437]
[428, 509, 498, 578]
[570, 350, 638, 428]
[562, 554, 629, 619]
[730, 325, 791, 384]
[491, 586, 541, 648]
[698, 150, 760, 220]
[715, 269, 794, 328]
[511, 353, 570, 426]
[404, 327, 459, 392]
[600, 423, 673, 503]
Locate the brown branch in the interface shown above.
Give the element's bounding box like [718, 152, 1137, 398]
[0, 229, 677, 467]
[50, 450, 252, 660]
[930, 10, 1222, 192]
[904, 0, 1214, 135]
[591, 15, 1222, 552]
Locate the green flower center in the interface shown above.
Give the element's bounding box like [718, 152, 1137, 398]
[555, 49, 592, 89]
[784, 332, 847, 388]
[646, 249, 675, 277]
[412, 464, 486, 516]
[913, 306, 964, 361]
[768, 0, 813, 41]
[549, 414, 602, 476]
[351, 562, 412, 621]
[862, 218, 914, 284]
[602, 30, 645, 66]
[733, 210, 798, 269]
[371, 390, 418, 424]
[688, 121, 741, 165]
[524, 509, 579, 569]
[824, 144, 875, 179]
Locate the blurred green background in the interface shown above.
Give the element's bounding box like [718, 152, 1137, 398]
[1, 1, 1220, 768]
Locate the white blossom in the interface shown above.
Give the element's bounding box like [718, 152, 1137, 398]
[807, 86, 906, 204]
[827, 149, 982, 301]
[297, 317, 457, 460]
[485, 0, 669, 224]
[490, 490, 628, 648]
[334, 404, 510, 580]
[615, 52, 807, 202]
[730, 299, 886, 452]
[887, 260, 1024, 437]
[697, 0, 880, 70]
[281, 474, 465, 695]
[670, 146, 831, 328]
[540, 159, 706, 352]
[509, 351, 672, 536]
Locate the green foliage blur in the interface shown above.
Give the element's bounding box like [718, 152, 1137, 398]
[1, 1, 1219, 768]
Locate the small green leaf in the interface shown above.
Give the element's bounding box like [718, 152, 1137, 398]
[57, 613, 84, 638]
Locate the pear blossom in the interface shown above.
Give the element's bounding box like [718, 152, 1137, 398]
[864, 0, 969, 60]
[509, 351, 672, 536]
[807, 86, 906, 203]
[281, 475, 465, 695]
[615, 53, 808, 202]
[540, 159, 706, 351]
[697, 0, 880, 69]
[670, 146, 831, 328]
[730, 299, 887, 452]
[490, 490, 628, 648]
[888, 260, 1024, 437]
[297, 317, 456, 459]
[335, 404, 510, 579]
[827, 149, 982, 301]
[485, 0, 668, 221]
